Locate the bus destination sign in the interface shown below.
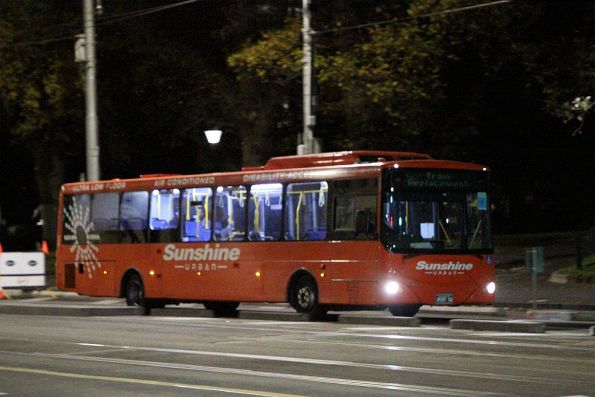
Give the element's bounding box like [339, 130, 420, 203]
[396, 169, 486, 191]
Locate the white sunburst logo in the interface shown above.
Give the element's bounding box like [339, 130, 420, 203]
[63, 200, 101, 278]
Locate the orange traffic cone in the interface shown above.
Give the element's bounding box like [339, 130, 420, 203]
[0, 285, 7, 300]
[41, 240, 49, 255]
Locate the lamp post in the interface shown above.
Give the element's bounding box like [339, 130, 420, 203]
[204, 130, 222, 145]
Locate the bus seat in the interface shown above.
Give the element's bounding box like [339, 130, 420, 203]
[307, 230, 326, 240]
[150, 218, 168, 230]
[199, 228, 211, 241]
[185, 221, 197, 238]
[184, 221, 210, 242]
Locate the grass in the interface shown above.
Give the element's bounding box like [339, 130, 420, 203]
[556, 254, 595, 282]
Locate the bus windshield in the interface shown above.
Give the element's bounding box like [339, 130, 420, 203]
[381, 168, 492, 253]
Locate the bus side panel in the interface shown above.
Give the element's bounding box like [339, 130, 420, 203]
[323, 241, 383, 305]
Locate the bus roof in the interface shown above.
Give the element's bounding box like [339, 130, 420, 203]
[243, 150, 432, 171]
[60, 151, 488, 194]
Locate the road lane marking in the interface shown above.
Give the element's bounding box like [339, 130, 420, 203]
[4, 355, 504, 397]
[0, 365, 304, 397]
[124, 317, 595, 351]
[64, 342, 593, 386]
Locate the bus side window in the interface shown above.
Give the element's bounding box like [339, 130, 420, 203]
[120, 191, 149, 243]
[248, 183, 283, 241]
[181, 187, 212, 242]
[91, 192, 120, 243]
[214, 186, 246, 241]
[285, 182, 328, 241]
[149, 189, 180, 243]
[331, 178, 378, 240]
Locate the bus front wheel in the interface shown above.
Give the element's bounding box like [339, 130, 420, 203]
[388, 304, 421, 317]
[291, 275, 326, 320]
[125, 274, 145, 308]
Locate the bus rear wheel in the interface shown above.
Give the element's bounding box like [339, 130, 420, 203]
[291, 275, 326, 320]
[388, 304, 421, 317]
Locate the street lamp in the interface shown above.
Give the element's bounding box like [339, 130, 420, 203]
[204, 129, 222, 144]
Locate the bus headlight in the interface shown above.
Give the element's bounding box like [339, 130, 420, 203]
[486, 281, 496, 294]
[384, 280, 400, 295]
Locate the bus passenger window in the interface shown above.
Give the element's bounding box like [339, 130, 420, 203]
[334, 197, 355, 232]
[181, 187, 212, 242]
[214, 186, 247, 241]
[285, 182, 328, 241]
[249, 183, 283, 241]
[90, 192, 120, 243]
[149, 189, 180, 230]
[330, 178, 377, 240]
[120, 191, 149, 243]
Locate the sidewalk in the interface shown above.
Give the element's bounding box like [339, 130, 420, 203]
[493, 238, 594, 310]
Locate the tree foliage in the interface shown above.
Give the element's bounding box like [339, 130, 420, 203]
[0, 0, 593, 235]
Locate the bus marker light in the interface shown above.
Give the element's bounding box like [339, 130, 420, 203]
[102, 270, 108, 275]
[197, 271, 202, 276]
[384, 280, 400, 295]
[255, 271, 261, 278]
[149, 270, 155, 277]
[486, 282, 496, 294]
[320, 272, 325, 278]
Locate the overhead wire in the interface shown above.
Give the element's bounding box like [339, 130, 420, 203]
[314, 0, 512, 36]
[0, 0, 512, 50]
[0, 0, 201, 50]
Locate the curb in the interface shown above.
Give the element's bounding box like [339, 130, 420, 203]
[238, 310, 312, 322]
[150, 307, 214, 317]
[420, 305, 505, 317]
[337, 315, 420, 327]
[450, 319, 545, 333]
[0, 302, 144, 316]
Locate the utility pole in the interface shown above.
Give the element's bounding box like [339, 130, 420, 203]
[83, 0, 100, 180]
[298, 0, 319, 155]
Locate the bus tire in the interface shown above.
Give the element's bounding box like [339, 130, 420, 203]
[204, 301, 239, 316]
[388, 304, 421, 317]
[125, 273, 146, 308]
[291, 275, 326, 320]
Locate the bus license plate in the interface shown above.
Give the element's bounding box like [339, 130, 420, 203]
[435, 293, 453, 304]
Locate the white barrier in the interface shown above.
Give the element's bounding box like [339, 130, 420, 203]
[0, 252, 46, 289]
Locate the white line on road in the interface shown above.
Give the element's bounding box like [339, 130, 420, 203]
[15, 352, 505, 397]
[0, 365, 302, 397]
[68, 342, 595, 387]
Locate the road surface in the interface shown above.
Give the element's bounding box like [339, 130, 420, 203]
[0, 314, 593, 396]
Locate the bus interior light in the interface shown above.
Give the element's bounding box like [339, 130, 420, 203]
[384, 280, 400, 295]
[486, 281, 496, 294]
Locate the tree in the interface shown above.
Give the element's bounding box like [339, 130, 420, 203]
[227, 0, 595, 231]
[0, 1, 83, 246]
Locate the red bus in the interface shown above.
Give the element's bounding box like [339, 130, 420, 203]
[55, 151, 495, 318]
